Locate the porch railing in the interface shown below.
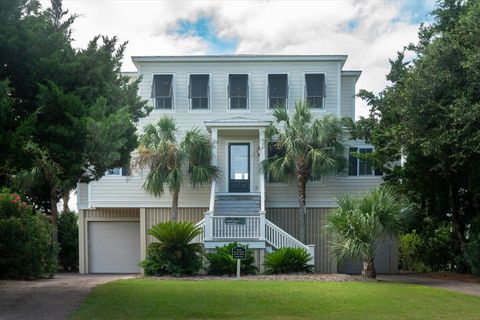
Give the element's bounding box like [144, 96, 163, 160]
[211, 216, 261, 239]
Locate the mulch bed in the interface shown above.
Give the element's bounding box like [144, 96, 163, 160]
[143, 273, 366, 282]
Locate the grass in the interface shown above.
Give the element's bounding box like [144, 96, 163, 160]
[71, 279, 480, 320]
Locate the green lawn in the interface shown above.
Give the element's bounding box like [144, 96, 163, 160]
[71, 279, 480, 320]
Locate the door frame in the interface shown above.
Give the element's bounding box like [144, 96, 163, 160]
[225, 140, 254, 193]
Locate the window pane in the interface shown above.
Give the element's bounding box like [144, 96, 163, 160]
[230, 97, 247, 109]
[152, 75, 173, 97]
[268, 74, 288, 98]
[155, 97, 172, 109]
[307, 96, 324, 109]
[305, 74, 325, 97]
[359, 148, 373, 175]
[190, 74, 209, 97]
[230, 145, 249, 180]
[192, 97, 209, 110]
[348, 147, 358, 176]
[269, 97, 287, 109]
[229, 74, 248, 97]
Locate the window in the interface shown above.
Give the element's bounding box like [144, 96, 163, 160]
[266, 142, 286, 183]
[228, 74, 248, 110]
[268, 74, 288, 109]
[151, 74, 173, 109]
[106, 167, 122, 176]
[348, 147, 382, 176]
[305, 74, 326, 109]
[189, 74, 209, 110]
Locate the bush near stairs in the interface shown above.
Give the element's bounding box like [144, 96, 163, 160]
[265, 247, 314, 274]
[206, 242, 257, 276]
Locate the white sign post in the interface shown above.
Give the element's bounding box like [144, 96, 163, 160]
[232, 245, 246, 280]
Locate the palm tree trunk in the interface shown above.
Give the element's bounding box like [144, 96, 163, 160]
[297, 175, 308, 244]
[171, 190, 179, 221]
[362, 258, 376, 279]
[50, 185, 59, 240]
[62, 191, 70, 213]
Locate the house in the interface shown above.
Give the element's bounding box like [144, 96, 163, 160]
[77, 55, 396, 274]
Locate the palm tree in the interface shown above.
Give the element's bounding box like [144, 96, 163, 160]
[133, 116, 218, 221]
[263, 101, 346, 243]
[325, 187, 413, 279]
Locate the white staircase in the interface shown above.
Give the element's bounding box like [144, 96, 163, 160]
[193, 212, 315, 265]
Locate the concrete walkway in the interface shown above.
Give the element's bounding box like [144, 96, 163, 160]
[378, 274, 480, 297]
[0, 273, 134, 320]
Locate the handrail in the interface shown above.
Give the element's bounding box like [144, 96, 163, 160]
[265, 219, 315, 264]
[191, 218, 205, 244]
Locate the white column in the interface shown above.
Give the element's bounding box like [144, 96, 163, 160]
[259, 128, 266, 213]
[78, 209, 85, 274]
[140, 208, 147, 262]
[209, 128, 218, 213]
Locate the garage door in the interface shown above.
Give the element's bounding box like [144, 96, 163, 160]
[88, 221, 140, 273]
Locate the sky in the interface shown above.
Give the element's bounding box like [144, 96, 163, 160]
[41, 0, 436, 211]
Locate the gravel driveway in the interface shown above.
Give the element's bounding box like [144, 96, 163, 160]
[0, 273, 135, 320]
[377, 274, 480, 297]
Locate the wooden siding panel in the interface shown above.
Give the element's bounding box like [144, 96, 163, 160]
[84, 208, 139, 220]
[266, 207, 335, 273]
[145, 207, 207, 244]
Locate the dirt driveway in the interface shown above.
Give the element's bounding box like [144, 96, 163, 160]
[0, 273, 134, 320]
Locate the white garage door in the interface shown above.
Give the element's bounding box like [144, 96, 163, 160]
[88, 221, 140, 273]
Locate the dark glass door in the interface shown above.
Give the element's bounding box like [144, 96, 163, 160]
[228, 143, 250, 193]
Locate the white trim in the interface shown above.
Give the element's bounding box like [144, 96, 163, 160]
[187, 73, 212, 112]
[132, 54, 348, 63]
[352, 77, 356, 120]
[226, 73, 251, 112]
[265, 72, 290, 111]
[151, 73, 176, 112]
[224, 140, 255, 193]
[302, 71, 327, 112]
[337, 62, 341, 116]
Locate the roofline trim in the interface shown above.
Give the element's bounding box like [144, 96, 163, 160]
[132, 54, 348, 63]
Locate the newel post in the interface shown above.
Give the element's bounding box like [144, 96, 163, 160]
[204, 211, 212, 241]
[259, 210, 266, 240]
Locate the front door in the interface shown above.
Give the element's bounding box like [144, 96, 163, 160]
[228, 143, 250, 193]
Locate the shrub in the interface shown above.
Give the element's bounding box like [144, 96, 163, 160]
[0, 190, 58, 279]
[421, 225, 454, 271]
[464, 233, 480, 275]
[399, 231, 427, 272]
[264, 247, 314, 274]
[206, 242, 257, 276]
[140, 221, 203, 276]
[58, 211, 78, 271]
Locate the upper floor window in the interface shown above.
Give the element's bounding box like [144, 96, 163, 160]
[348, 147, 382, 176]
[189, 74, 210, 110]
[151, 74, 173, 109]
[266, 142, 287, 183]
[106, 167, 122, 176]
[228, 74, 248, 110]
[268, 74, 288, 109]
[305, 73, 326, 109]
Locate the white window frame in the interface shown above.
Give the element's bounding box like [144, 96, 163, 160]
[151, 73, 176, 112]
[302, 72, 327, 112]
[226, 73, 250, 112]
[346, 145, 379, 178]
[266, 72, 290, 112]
[105, 167, 122, 176]
[188, 73, 212, 112]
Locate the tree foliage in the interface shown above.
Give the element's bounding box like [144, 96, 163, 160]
[263, 102, 347, 243]
[326, 187, 412, 278]
[355, 0, 480, 270]
[133, 117, 218, 220]
[0, 0, 149, 218]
